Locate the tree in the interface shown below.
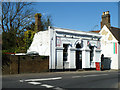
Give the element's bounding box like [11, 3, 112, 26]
[42, 15, 52, 30]
[23, 30, 35, 51]
[2, 2, 34, 52]
[2, 2, 53, 53]
[25, 14, 53, 31]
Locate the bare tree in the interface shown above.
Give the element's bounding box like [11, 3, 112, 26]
[2, 2, 34, 33]
[2, 2, 34, 50]
[42, 15, 53, 30]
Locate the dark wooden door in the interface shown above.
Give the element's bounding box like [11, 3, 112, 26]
[76, 51, 82, 69]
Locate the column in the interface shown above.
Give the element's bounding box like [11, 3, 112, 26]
[69, 48, 76, 69]
[82, 48, 90, 69]
[56, 47, 64, 69]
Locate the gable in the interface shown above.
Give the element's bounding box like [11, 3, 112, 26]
[100, 25, 118, 42]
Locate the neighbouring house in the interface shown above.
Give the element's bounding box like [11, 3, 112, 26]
[27, 14, 102, 71]
[91, 11, 120, 70]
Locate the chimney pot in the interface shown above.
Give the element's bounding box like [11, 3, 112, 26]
[35, 13, 42, 17]
[105, 11, 109, 14]
[103, 12, 105, 15]
[101, 11, 110, 29]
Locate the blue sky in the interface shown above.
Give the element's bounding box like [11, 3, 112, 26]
[33, 2, 118, 31]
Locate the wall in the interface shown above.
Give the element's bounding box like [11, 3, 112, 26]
[118, 43, 120, 69]
[2, 55, 49, 75]
[100, 25, 119, 69]
[27, 30, 50, 56]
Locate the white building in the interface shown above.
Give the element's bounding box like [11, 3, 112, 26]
[91, 11, 120, 70]
[27, 11, 120, 70]
[100, 25, 120, 69]
[27, 23, 102, 70]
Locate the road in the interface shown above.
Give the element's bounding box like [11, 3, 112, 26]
[2, 70, 120, 89]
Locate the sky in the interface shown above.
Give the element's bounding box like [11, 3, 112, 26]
[31, 2, 119, 32]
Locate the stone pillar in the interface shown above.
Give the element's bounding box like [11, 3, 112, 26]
[56, 47, 64, 69]
[82, 48, 90, 69]
[69, 48, 76, 69]
[94, 48, 101, 67]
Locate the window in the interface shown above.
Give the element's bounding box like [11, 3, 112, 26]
[76, 43, 81, 48]
[90, 46, 94, 61]
[63, 44, 69, 61]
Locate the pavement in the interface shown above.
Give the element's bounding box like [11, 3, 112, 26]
[2, 70, 120, 89]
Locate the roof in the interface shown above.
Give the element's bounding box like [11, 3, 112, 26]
[89, 26, 120, 43]
[109, 27, 120, 43]
[52, 27, 101, 38]
[90, 30, 100, 33]
[53, 27, 99, 34]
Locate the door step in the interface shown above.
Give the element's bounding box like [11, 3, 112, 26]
[77, 69, 84, 71]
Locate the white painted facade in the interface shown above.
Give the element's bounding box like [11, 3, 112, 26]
[28, 27, 101, 70]
[118, 44, 120, 69]
[100, 25, 120, 69]
[27, 30, 50, 56]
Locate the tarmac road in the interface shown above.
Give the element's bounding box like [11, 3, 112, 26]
[2, 70, 120, 89]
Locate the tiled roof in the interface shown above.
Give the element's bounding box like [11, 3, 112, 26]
[90, 26, 120, 43]
[109, 27, 120, 43]
[90, 30, 100, 33]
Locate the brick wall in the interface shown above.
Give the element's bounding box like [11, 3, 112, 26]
[2, 55, 49, 75]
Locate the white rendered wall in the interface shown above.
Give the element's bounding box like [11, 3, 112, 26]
[100, 25, 119, 69]
[49, 28, 56, 69]
[111, 43, 118, 69]
[27, 30, 50, 56]
[118, 44, 120, 69]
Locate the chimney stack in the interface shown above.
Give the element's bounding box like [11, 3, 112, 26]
[35, 13, 42, 32]
[101, 11, 111, 29]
